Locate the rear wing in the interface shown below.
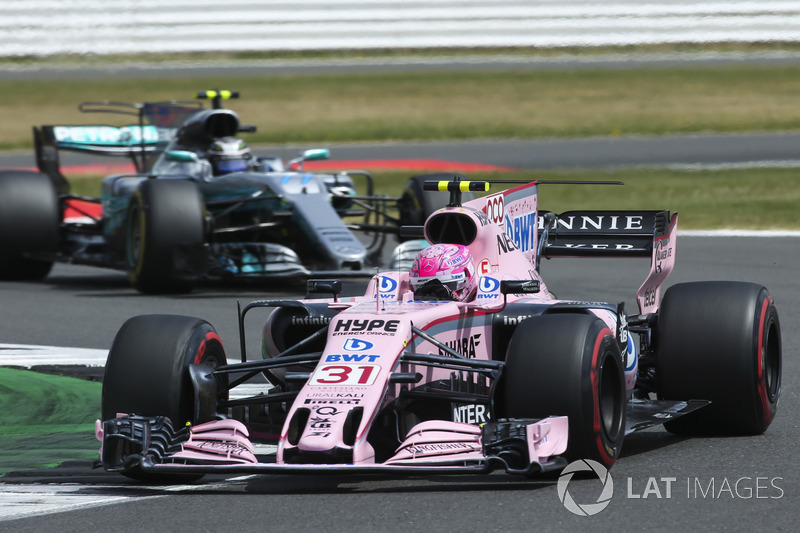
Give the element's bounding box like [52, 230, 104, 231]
[540, 209, 678, 315]
[465, 177, 678, 315]
[540, 210, 670, 258]
[33, 91, 247, 187]
[34, 100, 201, 180]
[35, 124, 161, 157]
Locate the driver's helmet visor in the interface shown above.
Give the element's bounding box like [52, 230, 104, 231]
[409, 271, 466, 293]
[215, 158, 249, 174]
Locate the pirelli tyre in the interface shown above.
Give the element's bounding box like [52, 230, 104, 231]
[494, 314, 626, 469]
[398, 174, 477, 230]
[655, 281, 781, 435]
[102, 314, 228, 480]
[126, 178, 204, 294]
[0, 170, 59, 280]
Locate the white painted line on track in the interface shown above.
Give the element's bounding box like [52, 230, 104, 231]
[0, 485, 153, 522]
[0, 476, 259, 522]
[0, 343, 270, 398]
[679, 230, 800, 237]
[0, 344, 108, 368]
[663, 159, 800, 170]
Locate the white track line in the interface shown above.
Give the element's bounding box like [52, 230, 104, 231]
[0, 477, 260, 522]
[679, 230, 800, 237]
[0, 344, 108, 368]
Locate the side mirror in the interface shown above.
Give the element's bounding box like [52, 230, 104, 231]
[164, 150, 200, 162]
[289, 148, 330, 171]
[306, 279, 342, 302]
[302, 148, 330, 162]
[500, 280, 540, 295]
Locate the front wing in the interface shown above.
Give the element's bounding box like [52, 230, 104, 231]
[97, 416, 569, 477]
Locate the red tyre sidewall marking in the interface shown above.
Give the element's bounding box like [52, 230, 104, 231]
[592, 327, 615, 465]
[193, 331, 222, 364]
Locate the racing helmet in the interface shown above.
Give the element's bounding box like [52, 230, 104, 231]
[206, 137, 252, 176]
[409, 243, 477, 302]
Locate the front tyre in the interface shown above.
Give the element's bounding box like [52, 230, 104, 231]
[126, 179, 204, 294]
[655, 281, 781, 435]
[102, 314, 227, 425]
[494, 314, 626, 468]
[102, 314, 228, 482]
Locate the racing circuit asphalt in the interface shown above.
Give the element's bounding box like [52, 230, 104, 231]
[0, 234, 798, 531]
[5, 130, 800, 172]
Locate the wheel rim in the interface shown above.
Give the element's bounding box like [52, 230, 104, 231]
[127, 205, 142, 269]
[598, 353, 625, 440]
[185, 333, 228, 424]
[764, 319, 781, 402]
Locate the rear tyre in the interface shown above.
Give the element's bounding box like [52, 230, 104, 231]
[0, 170, 59, 280]
[495, 314, 626, 468]
[102, 314, 228, 481]
[126, 179, 204, 294]
[655, 281, 781, 435]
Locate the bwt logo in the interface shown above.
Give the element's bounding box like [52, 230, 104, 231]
[324, 353, 380, 363]
[375, 276, 398, 299]
[504, 212, 537, 253]
[477, 276, 500, 300]
[378, 276, 398, 292]
[479, 276, 500, 293]
[342, 338, 374, 351]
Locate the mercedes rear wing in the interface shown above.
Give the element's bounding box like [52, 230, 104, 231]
[33, 91, 248, 190]
[33, 99, 201, 183]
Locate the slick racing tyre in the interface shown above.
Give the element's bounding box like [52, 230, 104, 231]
[655, 281, 781, 435]
[398, 174, 478, 231]
[0, 170, 59, 280]
[102, 314, 228, 426]
[102, 315, 228, 481]
[495, 314, 626, 468]
[126, 179, 204, 294]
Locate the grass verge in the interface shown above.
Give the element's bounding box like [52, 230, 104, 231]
[66, 165, 800, 230]
[0, 368, 101, 476]
[3, 64, 800, 149]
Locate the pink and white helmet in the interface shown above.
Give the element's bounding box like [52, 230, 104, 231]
[409, 243, 477, 301]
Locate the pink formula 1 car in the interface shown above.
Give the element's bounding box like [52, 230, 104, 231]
[97, 175, 782, 481]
